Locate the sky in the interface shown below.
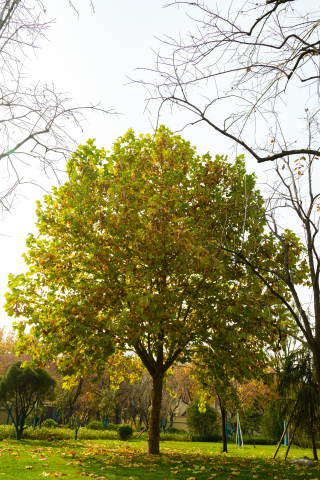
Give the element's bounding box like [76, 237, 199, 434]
[0, 0, 316, 331]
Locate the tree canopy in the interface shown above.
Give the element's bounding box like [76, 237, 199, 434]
[6, 126, 280, 453]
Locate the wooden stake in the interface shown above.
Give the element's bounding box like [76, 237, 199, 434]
[273, 397, 299, 460]
[284, 407, 303, 461]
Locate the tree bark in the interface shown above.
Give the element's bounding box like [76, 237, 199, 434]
[148, 372, 164, 454]
[221, 405, 228, 453]
[310, 404, 318, 461]
[69, 378, 83, 420]
[216, 393, 227, 453]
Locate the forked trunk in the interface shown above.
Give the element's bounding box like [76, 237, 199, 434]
[148, 372, 164, 454]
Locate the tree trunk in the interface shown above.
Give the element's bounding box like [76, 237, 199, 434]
[221, 405, 228, 453]
[148, 372, 164, 454]
[310, 404, 318, 461]
[216, 393, 227, 453]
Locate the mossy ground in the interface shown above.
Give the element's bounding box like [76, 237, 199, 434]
[0, 438, 318, 480]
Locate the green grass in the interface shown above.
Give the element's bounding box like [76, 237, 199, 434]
[0, 438, 319, 480]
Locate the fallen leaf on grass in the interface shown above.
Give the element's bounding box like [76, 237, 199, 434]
[25, 466, 35, 469]
[39, 473, 50, 477]
[208, 476, 217, 479]
[186, 477, 197, 480]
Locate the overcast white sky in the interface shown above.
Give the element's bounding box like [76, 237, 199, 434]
[0, 0, 315, 331]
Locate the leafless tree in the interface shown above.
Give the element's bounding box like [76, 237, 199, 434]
[139, 0, 320, 163]
[0, 0, 113, 216]
[131, 373, 153, 430]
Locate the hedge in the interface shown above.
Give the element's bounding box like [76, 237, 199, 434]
[0, 424, 117, 441]
[0, 424, 289, 446]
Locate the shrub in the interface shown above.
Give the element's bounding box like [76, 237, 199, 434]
[228, 435, 277, 445]
[165, 427, 186, 435]
[187, 433, 222, 442]
[106, 423, 118, 431]
[86, 421, 104, 430]
[42, 419, 58, 429]
[186, 398, 219, 435]
[117, 424, 133, 440]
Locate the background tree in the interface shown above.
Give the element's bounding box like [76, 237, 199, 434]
[5, 127, 277, 454]
[215, 155, 320, 397]
[186, 398, 219, 436]
[72, 391, 96, 440]
[143, 0, 320, 164]
[193, 321, 276, 453]
[0, 360, 56, 439]
[131, 372, 153, 431]
[0, 328, 31, 376]
[167, 363, 199, 406]
[0, 0, 112, 216]
[50, 376, 84, 425]
[99, 386, 117, 428]
[260, 402, 284, 443]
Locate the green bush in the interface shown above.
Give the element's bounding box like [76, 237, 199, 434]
[165, 427, 186, 435]
[42, 419, 58, 429]
[228, 435, 277, 446]
[106, 423, 118, 431]
[86, 421, 104, 430]
[187, 433, 222, 442]
[117, 424, 133, 440]
[186, 399, 219, 435]
[0, 425, 117, 441]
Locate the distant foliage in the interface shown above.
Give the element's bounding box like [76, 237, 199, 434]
[260, 402, 284, 441]
[86, 421, 104, 430]
[186, 399, 219, 435]
[117, 424, 133, 440]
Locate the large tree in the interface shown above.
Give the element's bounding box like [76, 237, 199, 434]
[141, 0, 319, 163]
[6, 126, 278, 453]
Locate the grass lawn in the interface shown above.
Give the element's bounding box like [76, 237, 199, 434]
[0, 438, 319, 480]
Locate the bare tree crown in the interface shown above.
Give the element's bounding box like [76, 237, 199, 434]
[140, 0, 320, 163]
[0, 0, 112, 217]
